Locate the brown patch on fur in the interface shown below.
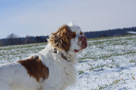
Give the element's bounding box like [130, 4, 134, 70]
[48, 25, 76, 52]
[80, 32, 83, 35]
[18, 56, 49, 82]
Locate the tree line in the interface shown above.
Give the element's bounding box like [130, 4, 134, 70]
[84, 26, 136, 38]
[0, 26, 136, 46]
[0, 33, 48, 46]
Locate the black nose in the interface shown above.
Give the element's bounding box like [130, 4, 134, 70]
[81, 36, 87, 41]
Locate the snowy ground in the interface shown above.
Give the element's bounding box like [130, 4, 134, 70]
[0, 35, 136, 90]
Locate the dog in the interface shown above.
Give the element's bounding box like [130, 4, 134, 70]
[0, 24, 87, 90]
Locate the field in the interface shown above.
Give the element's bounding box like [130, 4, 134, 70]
[0, 35, 136, 90]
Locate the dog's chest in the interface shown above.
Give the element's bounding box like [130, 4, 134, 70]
[44, 61, 76, 90]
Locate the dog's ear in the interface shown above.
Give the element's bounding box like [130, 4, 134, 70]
[49, 25, 76, 52]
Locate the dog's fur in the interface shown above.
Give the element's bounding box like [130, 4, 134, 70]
[0, 24, 87, 90]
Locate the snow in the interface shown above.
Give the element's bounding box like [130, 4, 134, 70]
[0, 35, 136, 90]
[128, 31, 136, 34]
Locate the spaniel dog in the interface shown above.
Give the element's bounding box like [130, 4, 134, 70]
[0, 24, 87, 90]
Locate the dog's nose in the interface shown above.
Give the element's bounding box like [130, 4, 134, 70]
[80, 36, 87, 42]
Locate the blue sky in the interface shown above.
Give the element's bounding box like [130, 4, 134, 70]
[0, 0, 136, 39]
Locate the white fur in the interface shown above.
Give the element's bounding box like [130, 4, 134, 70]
[0, 24, 84, 90]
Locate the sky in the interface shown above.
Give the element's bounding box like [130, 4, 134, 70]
[0, 0, 136, 39]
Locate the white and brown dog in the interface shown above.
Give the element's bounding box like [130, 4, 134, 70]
[0, 24, 87, 90]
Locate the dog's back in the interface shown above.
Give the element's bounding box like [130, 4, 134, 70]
[0, 63, 39, 90]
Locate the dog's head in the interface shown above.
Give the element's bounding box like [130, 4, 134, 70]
[48, 24, 87, 54]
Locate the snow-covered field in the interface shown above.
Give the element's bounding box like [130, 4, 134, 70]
[0, 35, 136, 90]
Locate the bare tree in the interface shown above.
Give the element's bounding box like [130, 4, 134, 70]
[7, 33, 19, 39]
[25, 36, 30, 44]
[6, 33, 21, 45]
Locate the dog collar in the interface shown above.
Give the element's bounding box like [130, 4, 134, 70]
[53, 48, 70, 62]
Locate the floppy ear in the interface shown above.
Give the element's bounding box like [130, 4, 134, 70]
[48, 25, 76, 52]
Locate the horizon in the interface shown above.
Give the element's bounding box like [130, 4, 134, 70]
[0, 25, 135, 39]
[0, 0, 136, 39]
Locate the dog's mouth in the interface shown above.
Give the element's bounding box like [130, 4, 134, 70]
[74, 36, 87, 53]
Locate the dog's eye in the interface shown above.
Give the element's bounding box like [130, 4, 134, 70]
[72, 32, 76, 38]
[80, 32, 83, 35]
